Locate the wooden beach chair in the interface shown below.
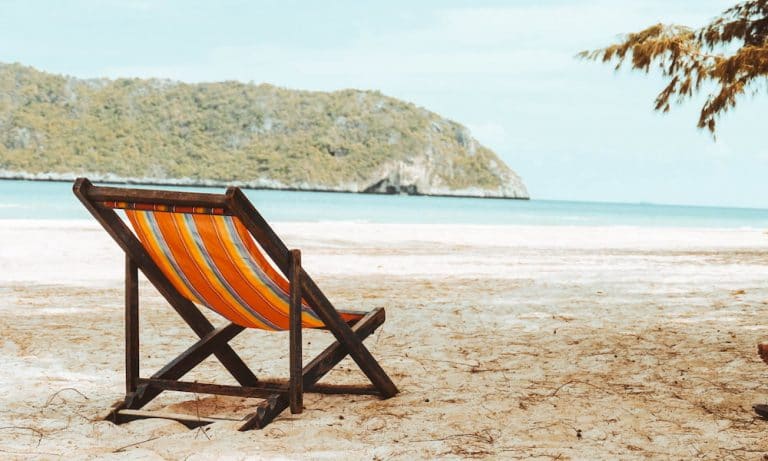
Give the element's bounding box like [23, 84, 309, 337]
[73, 178, 398, 430]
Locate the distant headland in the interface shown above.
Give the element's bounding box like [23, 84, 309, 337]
[0, 62, 528, 199]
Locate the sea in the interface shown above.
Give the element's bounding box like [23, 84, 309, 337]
[1, 179, 768, 229]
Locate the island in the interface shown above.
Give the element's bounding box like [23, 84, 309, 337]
[0, 63, 528, 199]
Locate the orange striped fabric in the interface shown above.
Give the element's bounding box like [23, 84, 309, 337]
[122, 210, 364, 330]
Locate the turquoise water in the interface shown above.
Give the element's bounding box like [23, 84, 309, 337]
[1, 179, 768, 228]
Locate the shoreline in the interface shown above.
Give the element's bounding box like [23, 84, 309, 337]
[3, 217, 768, 233]
[0, 172, 531, 201]
[1, 217, 766, 234]
[1, 220, 766, 287]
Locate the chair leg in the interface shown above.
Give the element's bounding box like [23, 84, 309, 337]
[288, 249, 303, 414]
[125, 255, 139, 395]
[301, 279, 399, 398]
[238, 307, 387, 430]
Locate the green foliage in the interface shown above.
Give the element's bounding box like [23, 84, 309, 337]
[0, 62, 515, 192]
[581, 0, 768, 133]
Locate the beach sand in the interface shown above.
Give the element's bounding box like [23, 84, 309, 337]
[1, 220, 767, 459]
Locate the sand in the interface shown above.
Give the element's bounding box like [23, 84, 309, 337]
[1, 219, 767, 459]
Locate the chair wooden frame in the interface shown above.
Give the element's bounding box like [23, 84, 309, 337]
[73, 178, 398, 430]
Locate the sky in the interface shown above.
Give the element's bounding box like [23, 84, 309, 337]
[1, 0, 764, 208]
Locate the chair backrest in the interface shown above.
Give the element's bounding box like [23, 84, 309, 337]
[75, 180, 361, 330]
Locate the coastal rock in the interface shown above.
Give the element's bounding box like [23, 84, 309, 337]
[0, 62, 529, 199]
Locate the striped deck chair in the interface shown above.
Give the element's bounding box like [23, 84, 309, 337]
[73, 178, 398, 430]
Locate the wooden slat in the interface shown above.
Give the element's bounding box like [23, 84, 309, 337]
[86, 183, 230, 209]
[125, 256, 139, 394]
[288, 249, 303, 414]
[139, 378, 379, 397]
[140, 378, 280, 399]
[151, 323, 245, 381]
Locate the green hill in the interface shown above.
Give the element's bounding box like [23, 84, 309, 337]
[0, 62, 528, 198]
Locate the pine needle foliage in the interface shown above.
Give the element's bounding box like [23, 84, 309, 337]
[580, 0, 768, 133]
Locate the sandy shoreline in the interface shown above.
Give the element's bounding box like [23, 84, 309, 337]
[1, 220, 768, 459]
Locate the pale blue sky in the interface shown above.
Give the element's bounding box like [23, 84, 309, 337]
[1, 0, 763, 207]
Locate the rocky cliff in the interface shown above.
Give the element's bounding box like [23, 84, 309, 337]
[0, 63, 528, 198]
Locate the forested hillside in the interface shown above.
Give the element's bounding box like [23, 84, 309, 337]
[0, 63, 528, 198]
